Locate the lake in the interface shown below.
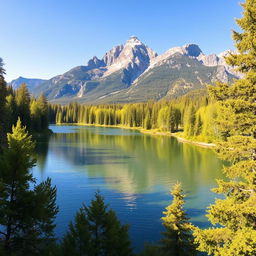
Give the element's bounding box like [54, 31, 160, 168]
[32, 125, 224, 252]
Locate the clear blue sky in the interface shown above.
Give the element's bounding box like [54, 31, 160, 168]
[1, 0, 243, 81]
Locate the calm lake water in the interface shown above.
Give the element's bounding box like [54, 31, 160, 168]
[32, 125, 224, 252]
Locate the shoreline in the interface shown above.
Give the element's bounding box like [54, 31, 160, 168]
[54, 123, 216, 148]
[140, 130, 215, 148]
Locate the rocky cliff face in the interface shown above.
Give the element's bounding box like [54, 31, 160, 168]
[114, 47, 239, 103]
[146, 45, 239, 83]
[103, 36, 157, 84]
[103, 44, 124, 66]
[16, 37, 241, 103]
[87, 56, 105, 69]
[197, 50, 241, 80]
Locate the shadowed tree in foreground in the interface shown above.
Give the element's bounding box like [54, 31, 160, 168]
[60, 192, 133, 256]
[0, 119, 58, 255]
[0, 58, 7, 146]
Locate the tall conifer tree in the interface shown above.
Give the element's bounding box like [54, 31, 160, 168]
[0, 119, 58, 255]
[15, 83, 31, 128]
[61, 192, 133, 256]
[161, 183, 196, 256]
[194, 1, 256, 255]
[0, 58, 7, 146]
[37, 94, 49, 130]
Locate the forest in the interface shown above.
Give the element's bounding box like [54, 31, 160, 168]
[49, 91, 215, 142]
[0, 81, 49, 142]
[0, 0, 255, 255]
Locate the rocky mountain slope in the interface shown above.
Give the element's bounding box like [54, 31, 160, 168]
[9, 77, 46, 90]
[32, 36, 157, 102]
[108, 44, 238, 103]
[11, 37, 240, 103]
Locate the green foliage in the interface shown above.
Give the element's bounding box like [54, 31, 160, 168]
[0, 58, 8, 146]
[194, 1, 256, 255]
[37, 94, 49, 130]
[0, 62, 50, 137]
[194, 103, 218, 142]
[49, 92, 214, 142]
[160, 183, 196, 256]
[60, 192, 133, 256]
[61, 205, 91, 256]
[2, 78, 50, 134]
[15, 83, 31, 129]
[30, 94, 49, 132]
[143, 110, 151, 129]
[193, 113, 202, 136]
[0, 119, 58, 255]
[157, 106, 168, 131]
[5, 94, 18, 132]
[138, 244, 161, 256]
[183, 104, 196, 137]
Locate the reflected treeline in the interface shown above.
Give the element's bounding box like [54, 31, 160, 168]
[36, 126, 224, 195]
[33, 134, 51, 172]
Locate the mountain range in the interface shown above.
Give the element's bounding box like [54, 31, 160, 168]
[9, 77, 46, 91]
[9, 36, 240, 104]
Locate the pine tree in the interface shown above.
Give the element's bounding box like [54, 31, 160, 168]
[86, 192, 108, 256]
[30, 99, 42, 131]
[0, 58, 8, 146]
[139, 244, 161, 256]
[157, 107, 168, 131]
[143, 111, 151, 130]
[60, 192, 133, 256]
[5, 94, 18, 132]
[37, 94, 49, 130]
[167, 106, 176, 132]
[174, 108, 181, 131]
[194, 1, 256, 255]
[160, 183, 196, 256]
[0, 119, 58, 255]
[183, 104, 196, 137]
[104, 209, 133, 256]
[56, 110, 63, 124]
[61, 205, 92, 256]
[15, 83, 31, 128]
[193, 113, 202, 136]
[30, 94, 49, 132]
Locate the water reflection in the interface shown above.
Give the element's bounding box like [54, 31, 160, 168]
[33, 125, 224, 252]
[36, 125, 224, 195]
[34, 134, 50, 173]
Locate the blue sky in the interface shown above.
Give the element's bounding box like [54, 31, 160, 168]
[1, 0, 243, 81]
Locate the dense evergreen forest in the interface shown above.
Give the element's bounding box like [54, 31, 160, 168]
[0, 0, 255, 255]
[0, 65, 49, 146]
[49, 92, 216, 143]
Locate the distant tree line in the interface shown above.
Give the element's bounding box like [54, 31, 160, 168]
[8, 83, 49, 132]
[49, 94, 218, 143]
[0, 67, 49, 147]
